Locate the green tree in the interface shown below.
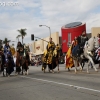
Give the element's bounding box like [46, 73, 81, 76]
[17, 28, 27, 44]
[16, 35, 21, 42]
[3, 38, 11, 44]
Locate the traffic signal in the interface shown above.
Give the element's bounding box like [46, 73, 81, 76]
[31, 34, 34, 40]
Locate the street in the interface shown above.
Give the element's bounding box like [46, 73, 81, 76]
[0, 64, 100, 100]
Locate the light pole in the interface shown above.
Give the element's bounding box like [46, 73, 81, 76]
[39, 25, 51, 38]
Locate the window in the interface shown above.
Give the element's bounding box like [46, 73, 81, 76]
[67, 33, 71, 47]
[68, 33, 71, 42]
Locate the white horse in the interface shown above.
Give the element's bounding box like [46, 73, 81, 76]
[73, 37, 99, 73]
[83, 37, 99, 73]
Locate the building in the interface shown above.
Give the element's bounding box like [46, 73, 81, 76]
[30, 32, 59, 55]
[61, 22, 86, 53]
[91, 27, 100, 37]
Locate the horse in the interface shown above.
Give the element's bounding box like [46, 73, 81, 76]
[2, 51, 14, 77]
[0, 51, 5, 75]
[42, 48, 59, 73]
[72, 37, 99, 73]
[15, 45, 30, 75]
[15, 51, 21, 75]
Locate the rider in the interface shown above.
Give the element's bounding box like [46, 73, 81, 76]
[97, 33, 100, 46]
[72, 36, 78, 56]
[16, 41, 24, 57]
[77, 31, 88, 54]
[72, 36, 78, 48]
[46, 37, 55, 64]
[16, 41, 24, 73]
[4, 42, 12, 60]
[4, 42, 14, 75]
[47, 37, 55, 52]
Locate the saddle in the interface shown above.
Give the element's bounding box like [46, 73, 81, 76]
[72, 45, 80, 57]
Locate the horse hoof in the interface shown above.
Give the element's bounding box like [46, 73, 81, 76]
[27, 71, 29, 75]
[52, 71, 54, 73]
[87, 72, 90, 74]
[3, 75, 5, 77]
[95, 70, 98, 72]
[8, 75, 10, 77]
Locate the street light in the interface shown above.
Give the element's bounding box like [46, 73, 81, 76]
[39, 25, 51, 38]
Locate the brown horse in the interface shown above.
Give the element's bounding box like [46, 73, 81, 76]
[15, 51, 30, 75]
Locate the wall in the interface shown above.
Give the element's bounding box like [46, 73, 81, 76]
[43, 32, 59, 50]
[31, 32, 59, 55]
[91, 27, 100, 37]
[61, 23, 86, 53]
[34, 39, 44, 55]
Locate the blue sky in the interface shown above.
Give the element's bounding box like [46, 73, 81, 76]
[0, 0, 100, 46]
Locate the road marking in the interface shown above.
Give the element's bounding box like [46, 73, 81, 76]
[20, 76, 100, 93]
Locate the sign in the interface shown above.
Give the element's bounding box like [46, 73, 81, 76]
[36, 46, 40, 50]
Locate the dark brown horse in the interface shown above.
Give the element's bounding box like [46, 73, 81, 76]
[16, 51, 30, 75]
[1, 52, 14, 77]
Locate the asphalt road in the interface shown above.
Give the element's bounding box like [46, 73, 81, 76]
[0, 64, 100, 100]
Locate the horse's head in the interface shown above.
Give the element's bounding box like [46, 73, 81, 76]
[85, 37, 99, 51]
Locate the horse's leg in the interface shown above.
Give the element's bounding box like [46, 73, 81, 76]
[57, 63, 59, 73]
[22, 65, 24, 75]
[3, 67, 5, 77]
[26, 61, 29, 75]
[79, 62, 83, 72]
[87, 55, 98, 73]
[73, 59, 77, 73]
[52, 64, 54, 73]
[87, 60, 90, 73]
[98, 61, 100, 68]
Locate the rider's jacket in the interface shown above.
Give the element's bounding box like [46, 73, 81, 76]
[72, 40, 78, 47]
[47, 41, 55, 51]
[80, 35, 88, 47]
[4, 45, 10, 54]
[16, 45, 24, 56]
[4, 45, 12, 62]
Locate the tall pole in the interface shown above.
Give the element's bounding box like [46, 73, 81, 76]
[39, 25, 51, 38]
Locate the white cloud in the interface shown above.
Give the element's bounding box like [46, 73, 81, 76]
[0, 0, 100, 46]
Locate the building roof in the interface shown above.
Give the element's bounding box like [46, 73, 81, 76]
[65, 22, 82, 28]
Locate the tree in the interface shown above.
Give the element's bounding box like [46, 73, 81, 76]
[3, 38, 11, 44]
[16, 35, 21, 42]
[17, 28, 27, 44]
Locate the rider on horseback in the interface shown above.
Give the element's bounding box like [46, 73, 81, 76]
[16, 42, 24, 57]
[46, 37, 55, 64]
[78, 31, 88, 54]
[4, 42, 14, 76]
[16, 41, 24, 73]
[72, 31, 88, 58]
[4, 42, 14, 63]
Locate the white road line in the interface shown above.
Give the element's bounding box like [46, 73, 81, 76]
[20, 76, 100, 93]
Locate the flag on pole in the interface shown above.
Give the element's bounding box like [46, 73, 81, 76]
[66, 46, 74, 68]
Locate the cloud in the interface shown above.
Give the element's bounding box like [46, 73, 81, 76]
[0, 0, 100, 46]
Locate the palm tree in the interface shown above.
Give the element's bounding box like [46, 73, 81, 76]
[16, 35, 21, 42]
[3, 38, 11, 44]
[17, 28, 27, 44]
